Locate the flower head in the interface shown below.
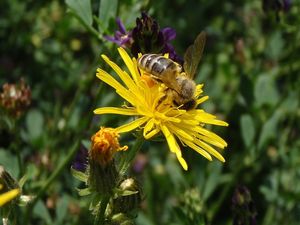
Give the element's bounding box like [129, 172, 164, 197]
[90, 127, 128, 167]
[0, 78, 31, 117]
[131, 12, 182, 64]
[94, 48, 228, 170]
[88, 127, 128, 194]
[105, 13, 182, 64]
[72, 144, 88, 172]
[104, 18, 133, 48]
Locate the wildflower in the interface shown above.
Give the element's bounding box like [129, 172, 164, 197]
[90, 127, 128, 167]
[72, 144, 88, 172]
[105, 13, 182, 64]
[104, 18, 133, 48]
[88, 127, 127, 194]
[0, 78, 31, 117]
[131, 12, 182, 63]
[94, 48, 228, 170]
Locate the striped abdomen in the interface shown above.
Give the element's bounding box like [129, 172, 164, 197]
[137, 54, 181, 78]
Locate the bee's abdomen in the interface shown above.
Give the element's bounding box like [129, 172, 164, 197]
[138, 54, 177, 76]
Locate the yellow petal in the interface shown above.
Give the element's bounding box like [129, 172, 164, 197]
[96, 69, 136, 104]
[101, 55, 137, 92]
[94, 107, 139, 116]
[194, 126, 228, 147]
[118, 48, 138, 82]
[194, 139, 225, 162]
[195, 84, 204, 96]
[0, 189, 19, 207]
[177, 156, 188, 171]
[167, 123, 194, 142]
[210, 119, 229, 126]
[184, 140, 213, 161]
[143, 119, 161, 139]
[116, 117, 149, 133]
[196, 134, 226, 148]
[196, 96, 209, 105]
[144, 127, 160, 140]
[160, 124, 181, 155]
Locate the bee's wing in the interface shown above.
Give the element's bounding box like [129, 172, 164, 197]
[183, 31, 206, 79]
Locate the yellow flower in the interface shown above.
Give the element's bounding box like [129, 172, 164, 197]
[90, 127, 128, 166]
[94, 47, 228, 170]
[0, 184, 19, 207]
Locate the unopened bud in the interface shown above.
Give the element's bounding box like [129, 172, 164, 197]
[113, 178, 142, 213]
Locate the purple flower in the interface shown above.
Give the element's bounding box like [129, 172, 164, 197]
[283, 0, 292, 11]
[104, 13, 183, 64]
[72, 144, 88, 172]
[131, 12, 183, 64]
[104, 18, 133, 48]
[161, 28, 183, 65]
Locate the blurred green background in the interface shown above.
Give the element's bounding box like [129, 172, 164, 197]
[0, 0, 299, 224]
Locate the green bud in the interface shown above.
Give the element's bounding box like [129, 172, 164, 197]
[113, 178, 142, 213]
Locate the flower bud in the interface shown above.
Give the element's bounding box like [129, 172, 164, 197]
[88, 127, 127, 194]
[113, 178, 142, 213]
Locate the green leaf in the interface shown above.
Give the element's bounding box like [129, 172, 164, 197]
[26, 109, 44, 141]
[34, 200, 52, 224]
[258, 110, 282, 149]
[55, 196, 69, 223]
[240, 114, 255, 148]
[98, 0, 118, 30]
[202, 163, 222, 201]
[66, 0, 93, 26]
[254, 72, 279, 107]
[71, 167, 88, 183]
[266, 31, 284, 60]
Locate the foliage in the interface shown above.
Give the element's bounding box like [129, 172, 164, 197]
[0, 0, 299, 224]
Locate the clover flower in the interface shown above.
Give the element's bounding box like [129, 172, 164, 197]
[94, 48, 228, 170]
[0, 78, 31, 117]
[104, 18, 133, 48]
[72, 144, 88, 172]
[105, 13, 182, 64]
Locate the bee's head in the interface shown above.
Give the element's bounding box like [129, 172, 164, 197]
[176, 76, 196, 99]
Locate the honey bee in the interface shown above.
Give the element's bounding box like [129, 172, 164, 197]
[138, 32, 206, 110]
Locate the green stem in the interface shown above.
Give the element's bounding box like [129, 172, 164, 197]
[94, 195, 110, 225]
[119, 133, 145, 175]
[24, 140, 80, 224]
